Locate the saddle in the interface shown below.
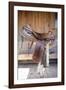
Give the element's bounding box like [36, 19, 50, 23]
[19, 24, 55, 63]
[21, 24, 55, 41]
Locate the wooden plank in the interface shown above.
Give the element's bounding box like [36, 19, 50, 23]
[17, 54, 32, 60]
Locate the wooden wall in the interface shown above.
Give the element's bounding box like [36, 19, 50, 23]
[18, 11, 56, 33]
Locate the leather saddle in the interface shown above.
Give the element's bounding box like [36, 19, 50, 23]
[21, 24, 55, 41]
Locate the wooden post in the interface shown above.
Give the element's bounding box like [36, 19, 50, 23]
[46, 42, 49, 67]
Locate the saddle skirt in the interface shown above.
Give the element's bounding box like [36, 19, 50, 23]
[32, 41, 44, 63]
